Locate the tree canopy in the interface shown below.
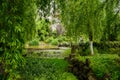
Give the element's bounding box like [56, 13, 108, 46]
[57, 0, 119, 41]
[0, 0, 37, 79]
[56, 0, 120, 55]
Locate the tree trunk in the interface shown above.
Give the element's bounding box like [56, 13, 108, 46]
[90, 41, 94, 55]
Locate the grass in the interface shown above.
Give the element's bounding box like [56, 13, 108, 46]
[18, 57, 77, 80]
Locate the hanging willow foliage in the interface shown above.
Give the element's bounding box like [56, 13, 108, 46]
[101, 0, 120, 41]
[0, 0, 36, 79]
[56, 0, 119, 55]
[56, 0, 104, 42]
[56, 0, 119, 42]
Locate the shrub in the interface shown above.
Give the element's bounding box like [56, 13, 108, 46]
[78, 42, 99, 56]
[76, 54, 120, 80]
[28, 39, 39, 46]
[45, 35, 69, 46]
[45, 37, 54, 43]
[50, 39, 59, 45]
[79, 47, 90, 56]
[93, 41, 120, 54]
[45, 37, 59, 45]
[94, 41, 120, 49]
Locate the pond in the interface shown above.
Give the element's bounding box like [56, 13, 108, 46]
[26, 47, 71, 58]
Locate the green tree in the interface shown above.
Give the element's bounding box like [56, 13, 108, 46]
[57, 0, 119, 55]
[57, 0, 107, 55]
[0, 0, 36, 79]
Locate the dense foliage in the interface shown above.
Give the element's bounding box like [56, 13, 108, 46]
[78, 41, 120, 55]
[18, 58, 77, 80]
[56, 0, 120, 55]
[57, 0, 104, 42]
[0, 0, 36, 79]
[36, 19, 50, 41]
[76, 54, 120, 80]
[101, 0, 120, 41]
[57, 0, 120, 41]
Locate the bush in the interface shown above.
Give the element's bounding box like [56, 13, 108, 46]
[94, 41, 120, 49]
[78, 47, 90, 56]
[45, 37, 54, 43]
[91, 56, 120, 79]
[45, 37, 59, 45]
[93, 41, 120, 54]
[109, 48, 120, 54]
[50, 39, 59, 45]
[78, 41, 120, 55]
[28, 39, 39, 46]
[78, 42, 89, 56]
[76, 54, 120, 80]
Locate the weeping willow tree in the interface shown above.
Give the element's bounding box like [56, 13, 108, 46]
[0, 0, 37, 79]
[56, 0, 107, 55]
[57, 0, 119, 55]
